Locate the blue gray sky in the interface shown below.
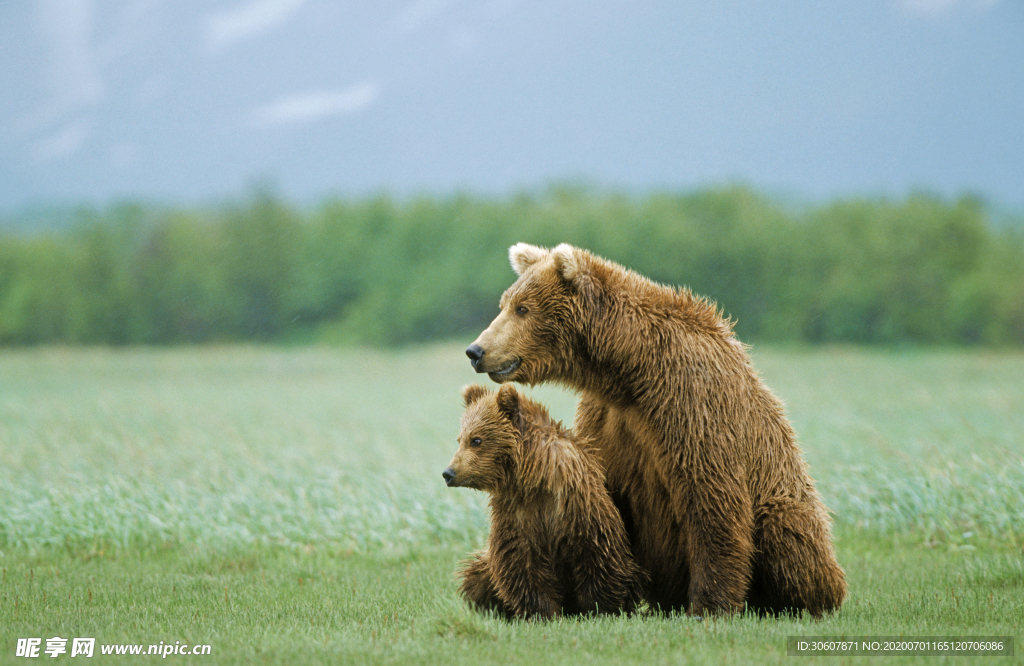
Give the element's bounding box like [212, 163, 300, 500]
[1, 0, 1022, 211]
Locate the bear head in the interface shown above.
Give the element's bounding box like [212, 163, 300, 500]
[465, 243, 604, 387]
[442, 383, 528, 492]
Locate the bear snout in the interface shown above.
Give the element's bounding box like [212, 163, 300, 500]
[442, 467, 457, 486]
[466, 344, 485, 370]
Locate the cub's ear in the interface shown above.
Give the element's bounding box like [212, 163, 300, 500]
[495, 384, 521, 425]
[509, 243, 549, 276]
[461, 384, 490, 407]
[551, 243, 603, 309]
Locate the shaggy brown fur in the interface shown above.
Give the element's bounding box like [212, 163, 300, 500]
[465, 243, 847, 617]
[443, 383, 647, 619]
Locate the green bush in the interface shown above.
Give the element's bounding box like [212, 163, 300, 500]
[1, 186, 1021, 346]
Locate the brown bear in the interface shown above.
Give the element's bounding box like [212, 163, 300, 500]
[443, 383, 647, 619]
[464, 243, 847, 617]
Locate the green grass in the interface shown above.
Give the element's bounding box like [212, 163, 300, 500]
[1, 344, 1022, 664]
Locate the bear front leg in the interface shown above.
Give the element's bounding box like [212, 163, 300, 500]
[458, 551, 511, 618]
[683, 485, 755, 616]
[567, 520, 644, 615]
[488, 529, 562, 619]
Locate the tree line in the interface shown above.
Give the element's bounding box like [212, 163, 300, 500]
[1, 185, 1022, 346]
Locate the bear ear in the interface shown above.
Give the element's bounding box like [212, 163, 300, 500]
[551, 243, 603, 309]
[551, 243, 582, 281]
[509, 243, 549, 276]
[495, 383, 521, 425]
[461, 384, 489, 407]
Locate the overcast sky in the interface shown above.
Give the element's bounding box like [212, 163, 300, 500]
[1, 0, 1021, 211]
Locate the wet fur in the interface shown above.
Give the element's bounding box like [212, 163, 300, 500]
[467, 243, 847, 617]
[445, 384, 647, 619]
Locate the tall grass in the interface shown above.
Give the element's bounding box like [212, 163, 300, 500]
[2, 345, 1021, 555]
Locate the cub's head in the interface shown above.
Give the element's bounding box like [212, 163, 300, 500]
[442, 384, 527, 492]
[465, 243, 604, 386]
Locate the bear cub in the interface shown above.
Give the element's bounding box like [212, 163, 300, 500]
[443, 383, 647, 619]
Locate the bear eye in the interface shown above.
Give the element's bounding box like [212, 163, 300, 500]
[515, 305, 528, 316]
[470, 437, 482, 447]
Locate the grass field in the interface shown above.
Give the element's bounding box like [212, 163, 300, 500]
[1, 344, 1021, 664]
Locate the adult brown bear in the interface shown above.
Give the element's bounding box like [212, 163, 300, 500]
[465, 243, 846, 617]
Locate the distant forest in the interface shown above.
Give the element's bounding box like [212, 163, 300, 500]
[2, 185, 1022, 346]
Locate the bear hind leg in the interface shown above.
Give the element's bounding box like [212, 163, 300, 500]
[749, 498, 846, 618]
